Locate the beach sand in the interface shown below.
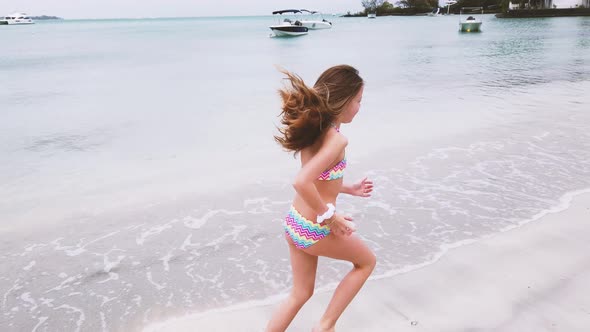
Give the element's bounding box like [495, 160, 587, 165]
[145, 192, 590, 332]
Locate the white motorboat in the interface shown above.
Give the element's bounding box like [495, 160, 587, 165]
[1, 13, 34, 25]
[459, 7, 483, 32]
[367, 13, 377, 19]
[269, 9, 309, 37]
[299, 9, 332, 29]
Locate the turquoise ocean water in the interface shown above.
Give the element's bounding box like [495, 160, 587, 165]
[1, 15, 589, 331]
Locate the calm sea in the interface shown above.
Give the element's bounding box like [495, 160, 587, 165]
[1, 15, 589, 331]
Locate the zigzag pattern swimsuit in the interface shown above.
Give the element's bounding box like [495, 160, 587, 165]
[285, 206, 331, 249]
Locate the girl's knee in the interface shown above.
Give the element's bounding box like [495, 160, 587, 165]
[292, 287, 314, 304]
[355, 251, 376, 271]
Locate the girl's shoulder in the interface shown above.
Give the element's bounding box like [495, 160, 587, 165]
[323, 126, 348, 149]
[301, 127, 347, 160]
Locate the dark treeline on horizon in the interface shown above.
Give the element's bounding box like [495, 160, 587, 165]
[347, 0, 504, 15]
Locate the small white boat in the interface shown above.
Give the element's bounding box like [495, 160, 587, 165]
[460, 16, 482, 32]
[367, 13, 377, 19]
[1, 13, 34, 25]
[269, 9, 309, 37]
[459, 7, 483, 32]
[299, 9, 332, 29]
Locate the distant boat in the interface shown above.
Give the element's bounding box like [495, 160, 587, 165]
[1, 13, 35, 25]
[368, 13, 377, 19]
[269, 9, 308, 37]
[459, 7, 483, 32]
[299, 9, 332, 29]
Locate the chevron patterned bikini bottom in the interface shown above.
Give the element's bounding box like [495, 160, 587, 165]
[284, 206, 331, 249]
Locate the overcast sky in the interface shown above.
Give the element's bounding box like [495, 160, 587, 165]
[3, 0, 365, 19]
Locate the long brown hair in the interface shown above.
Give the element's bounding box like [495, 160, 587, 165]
[274, 65, 364, 152]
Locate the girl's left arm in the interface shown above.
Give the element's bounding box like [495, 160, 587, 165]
[341, 177, 373, 197]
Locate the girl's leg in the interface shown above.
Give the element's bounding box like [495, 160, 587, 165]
[304, 234, 376, 332]
[266, 238, 319, 332]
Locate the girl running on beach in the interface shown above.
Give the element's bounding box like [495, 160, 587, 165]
[266, 65, 376, 332]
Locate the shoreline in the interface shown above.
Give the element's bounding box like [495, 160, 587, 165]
[145, 190, 590, 331]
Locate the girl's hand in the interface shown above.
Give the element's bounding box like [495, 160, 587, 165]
[326, 213, 356, 237]
[350, 177, 373, 198]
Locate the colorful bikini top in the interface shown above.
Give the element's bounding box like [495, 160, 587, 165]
[317, 124, 346, 181]
[317, 157, 346, 181]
